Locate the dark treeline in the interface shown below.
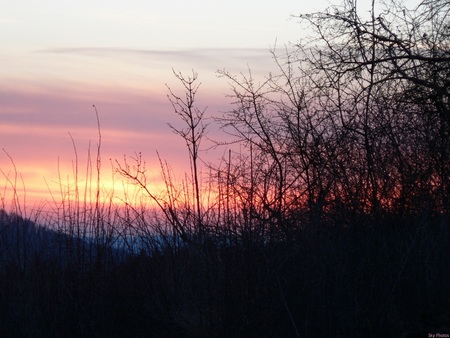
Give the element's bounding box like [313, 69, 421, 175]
[1, 0, 449, 336]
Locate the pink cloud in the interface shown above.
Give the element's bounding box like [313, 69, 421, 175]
[0, 73, 232, 210]
[0, 45, 280, 211]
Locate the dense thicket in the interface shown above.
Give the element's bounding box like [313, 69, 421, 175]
[0, 0, 449, 336]
[213, 0, 450, 231]
[0, 209, 448, 337]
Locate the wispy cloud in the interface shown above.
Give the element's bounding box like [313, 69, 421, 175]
[39, 47, 278, 73]
[42, 46, 272, 56]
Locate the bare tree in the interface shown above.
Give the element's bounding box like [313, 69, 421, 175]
[166, 69, 208, 233]
[293, 0, 450, 216]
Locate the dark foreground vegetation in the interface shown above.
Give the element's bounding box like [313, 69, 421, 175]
[0, 210, 448, 337]
[1, 0, 449, 336]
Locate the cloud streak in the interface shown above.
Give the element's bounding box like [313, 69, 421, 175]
[1, 46, 286, 208]
[40, 47, 278, 73]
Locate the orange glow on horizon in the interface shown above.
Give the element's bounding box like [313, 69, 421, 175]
[0, 157, 176, 215]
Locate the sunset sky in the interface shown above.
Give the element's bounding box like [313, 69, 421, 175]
[0, 0, 326, 210]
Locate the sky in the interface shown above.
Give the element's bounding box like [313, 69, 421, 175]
[0, 0, 329, 211]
